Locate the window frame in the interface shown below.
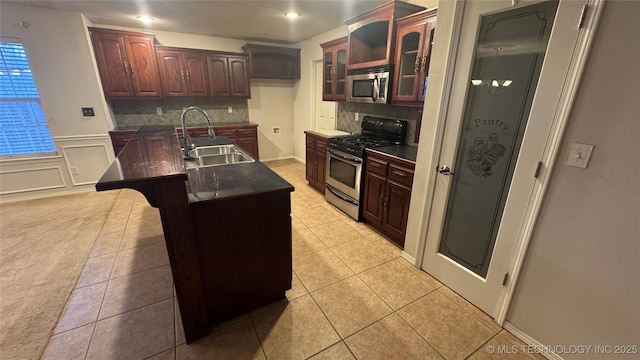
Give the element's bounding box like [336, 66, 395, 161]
[0, 37, 57, 159]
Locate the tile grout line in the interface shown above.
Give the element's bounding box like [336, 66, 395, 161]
[83, 189, 134, 360]
[83, 190, 134, 359]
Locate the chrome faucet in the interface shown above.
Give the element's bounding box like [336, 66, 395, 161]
[180, 106, 216, 160]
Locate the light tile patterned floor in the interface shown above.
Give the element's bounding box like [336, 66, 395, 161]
[42, 159, 542, 360]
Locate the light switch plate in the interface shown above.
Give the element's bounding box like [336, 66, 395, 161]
[566, 143, 594, 168]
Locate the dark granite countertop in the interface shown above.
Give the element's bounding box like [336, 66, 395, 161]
[372, 145, 418, 163]
[186, 162, 294, 203]
[96, 125, 186, 193]
[97, 125, 293, 204]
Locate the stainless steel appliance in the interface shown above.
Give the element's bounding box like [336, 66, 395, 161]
[325, 116, 407, 220]
[346, 67, 391, 104]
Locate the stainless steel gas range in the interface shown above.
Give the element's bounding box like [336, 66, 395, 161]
[325, 116, 408, 220]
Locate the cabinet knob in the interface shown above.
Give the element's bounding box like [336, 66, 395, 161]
[421, 56, 428, 73]
[414, 56, 421, 73]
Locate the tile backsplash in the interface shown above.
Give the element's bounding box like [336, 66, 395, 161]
[336, 102, 421, 145]
[110, 98, 249, 128]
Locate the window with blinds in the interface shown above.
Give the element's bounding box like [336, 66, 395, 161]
[0, 38, 56, 157]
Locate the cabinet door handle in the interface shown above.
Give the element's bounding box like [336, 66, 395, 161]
[186, 70, 191, 81]
[181, 70, 186, 80]
[383, 197, 389, 211]
[370, 162, 382, 168]
[129, 62, 134, 74]
[378, 194, 384, 210]
[393, 170, 407, 177]
[414, 56, 421, 73]
[421, 56, 428, 73]
[122, 61, 128, 75]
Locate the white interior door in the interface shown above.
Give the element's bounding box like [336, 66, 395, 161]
[314, 61, 336, 130]
[421, 0, 588, 318]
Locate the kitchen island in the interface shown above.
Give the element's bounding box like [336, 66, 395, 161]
[96, 125, 294, 343]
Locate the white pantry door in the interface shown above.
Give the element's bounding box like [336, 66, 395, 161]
[314, 61, 336, 131]
[421, 0, 588, 318]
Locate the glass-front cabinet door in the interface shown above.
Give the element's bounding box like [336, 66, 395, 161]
[392, 9, 437, 106]
[321, 37, 348, 101]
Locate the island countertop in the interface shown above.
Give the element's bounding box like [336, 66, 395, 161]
[95, 125, 294, 344]
[96, 125, 293, 204]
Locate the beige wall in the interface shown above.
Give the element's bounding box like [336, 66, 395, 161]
[506, 1, 640, 354]
[0, 3, 115, 202]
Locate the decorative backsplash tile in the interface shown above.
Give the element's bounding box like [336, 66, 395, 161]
[110, 98, 249, 128]
[336, 102, 422, 145]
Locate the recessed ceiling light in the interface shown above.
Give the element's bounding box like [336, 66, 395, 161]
[136, 16, 154, 24]
[285, 12, 299, 19]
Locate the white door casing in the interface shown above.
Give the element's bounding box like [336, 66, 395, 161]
[419, 0, 603, 322]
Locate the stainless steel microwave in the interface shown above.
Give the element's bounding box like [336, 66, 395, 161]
[347, 67, 391, 104]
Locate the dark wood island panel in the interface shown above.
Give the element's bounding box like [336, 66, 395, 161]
[96, 125, 293, 343]
[190, 190, 292, 325]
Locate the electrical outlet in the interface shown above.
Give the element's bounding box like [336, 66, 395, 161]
[272, 127, 281, 135]
[228, 106, 233, 113]
[70, 166, 79, 175]
[155, 107, 163, 115]
[355, 112, 359, 122]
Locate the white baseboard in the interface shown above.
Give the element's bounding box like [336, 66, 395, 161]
[260, 155, 295, 162]
[503, 322, 564, 360]
[401, 251, 416, 265]
[0, 185, 96, 204]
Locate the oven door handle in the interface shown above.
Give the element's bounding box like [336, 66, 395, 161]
[328, 148, 362, 163]
[326, 184, 359, 205]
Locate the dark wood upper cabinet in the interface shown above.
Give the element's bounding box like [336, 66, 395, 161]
[242, 44, 301, 80]
[392, 9, 437, 107]
[345, 1, 425, 71]
[90, 28, 162, 98]
[156, 47, 209, 97]
[207, 54, 251, 98]
[320, 37, 348, 102]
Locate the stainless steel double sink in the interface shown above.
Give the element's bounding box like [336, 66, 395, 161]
[184, 144, 255, 169]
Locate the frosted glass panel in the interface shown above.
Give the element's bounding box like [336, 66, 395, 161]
[438, 1, 558, 278]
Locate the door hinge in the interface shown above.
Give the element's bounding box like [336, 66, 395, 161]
[578, 4, 588, 29]
[502, 273, 509, 286]
[534, 161, 543, 178]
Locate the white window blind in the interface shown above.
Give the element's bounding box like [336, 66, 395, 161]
[0, 39, 56, 156]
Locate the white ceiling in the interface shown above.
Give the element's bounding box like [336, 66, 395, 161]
[12, 0, 397, 44]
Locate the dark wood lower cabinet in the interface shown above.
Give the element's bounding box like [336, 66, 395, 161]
[109, 124, 259, 159]
[362, 149, 415, 247]
[304, 132, 327, 193]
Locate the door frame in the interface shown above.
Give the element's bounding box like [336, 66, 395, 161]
[413, 0, 604, 325]
[311, 59, 337, 131]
